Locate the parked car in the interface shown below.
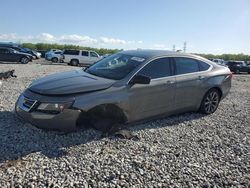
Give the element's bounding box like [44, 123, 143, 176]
[227, 61, 250, 74]
[0, 47, 33, 64]
[45, 50, 63, 63]
[36, 50, 46, 58]
[0, 42, 21, 48]
[211, 59, 225, 65]
[62, 49, 102, 66]
[22, 48, 41, 59]
[15, 50, 232, 132]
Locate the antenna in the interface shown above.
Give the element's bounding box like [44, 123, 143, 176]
[173, 44, 175, 51]
[183, 41, 187, 53]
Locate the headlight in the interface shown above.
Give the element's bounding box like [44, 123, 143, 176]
[37, 101, 73, 113]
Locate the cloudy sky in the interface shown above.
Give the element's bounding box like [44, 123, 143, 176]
[0, 0, 250, 54]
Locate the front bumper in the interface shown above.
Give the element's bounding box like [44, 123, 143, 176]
[15, 92, 81, 132]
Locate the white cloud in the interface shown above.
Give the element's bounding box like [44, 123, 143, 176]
[100, 37, 126, 44]
[59, 34, 98, 44]
[0, 33, 143, 48]
[37, 33, 55, 42]
[0, 33, 17, 40]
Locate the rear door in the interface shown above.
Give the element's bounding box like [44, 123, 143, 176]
[0, 48, 8, 61]
[80, 50, 90, 64]
[173, 57, 208, 111]
[128, 57, 176, 121]
[0, 48, 13, 61]
[63, 50, 79, 62]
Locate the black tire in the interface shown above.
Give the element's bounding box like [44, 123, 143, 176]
[199, 88, 220, 114]
[20, 57, 29, 64]
[70, 59, 79, 66]
[93, 118, 115, 132]
[51, 57, 58, 63]
[248, 72, 250, 74]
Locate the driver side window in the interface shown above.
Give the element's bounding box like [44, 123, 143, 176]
[138, 57, 172, 79]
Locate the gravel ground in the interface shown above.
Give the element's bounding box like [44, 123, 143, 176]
[0, 60, 249, 187]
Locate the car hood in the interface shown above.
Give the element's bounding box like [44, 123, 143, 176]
[17, 51, 33, 57]
[29, 69, 115, 95]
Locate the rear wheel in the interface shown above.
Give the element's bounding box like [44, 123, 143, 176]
[20, 57, 29, 64]
[93, 118, 116, 132]
[200, 89, 220, 114]
[70, 59, 79, 66]
[51, 57, 58, 63]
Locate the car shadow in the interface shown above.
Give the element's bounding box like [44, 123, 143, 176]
[0, 110, 206, 164]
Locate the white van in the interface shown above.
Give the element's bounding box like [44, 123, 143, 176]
[62, 49, 101, 66]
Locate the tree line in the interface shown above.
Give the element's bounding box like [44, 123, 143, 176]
[22, 43, 250, 61]
[22, 43, 121, 56]
[194, 53, 250, 61]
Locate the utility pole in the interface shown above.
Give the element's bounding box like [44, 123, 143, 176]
[173, 44, 175, 51]
[183, 41, 187, 53]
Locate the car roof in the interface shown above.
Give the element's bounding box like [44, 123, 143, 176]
[0, 47, 11, 49]
[119, 49, 209, 61]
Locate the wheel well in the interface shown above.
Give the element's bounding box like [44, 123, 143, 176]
[20, 56, 26, 60]
[70, 59, 79, 63]
[20, 56, 29, 62]
[76, 104, 127, 128]
[207, 87, 222, 99]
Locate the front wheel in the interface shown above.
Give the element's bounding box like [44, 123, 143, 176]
[51, 57, 58, 63]
[20, 57, 29, 64]
[70, 59, 79, 66]
[200, 89, 220, 114]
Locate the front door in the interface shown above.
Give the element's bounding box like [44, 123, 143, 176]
[128, 57, 176, 121]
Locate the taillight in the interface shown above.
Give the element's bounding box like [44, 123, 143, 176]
[229, 72, 233, 79]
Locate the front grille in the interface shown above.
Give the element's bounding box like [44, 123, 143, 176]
[23, 97, 38, 111]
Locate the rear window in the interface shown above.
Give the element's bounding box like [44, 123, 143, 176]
[0, 48, 9, 53]
[198, 61, 210, 71]
[174, 57, 199, 75]
[82, 51, 89, 56]
[63, 50, 79, 55]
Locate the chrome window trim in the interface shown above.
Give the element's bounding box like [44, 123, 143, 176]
[127, 55, 213, 84]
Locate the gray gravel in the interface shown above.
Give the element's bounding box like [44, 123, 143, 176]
[0, 61, 249, 187]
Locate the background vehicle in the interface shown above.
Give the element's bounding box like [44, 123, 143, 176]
[0, 43, 40, 59]
[0, 47, 33, 64]
[45, 50, 63, 63]
[15, 50, 232, 131]
[227, 61, 250, 74]
[36, 50, 46, 58]
[211, 58, 225, 65]
[62, 49, 102, 66]
[0, 42, 21, 48]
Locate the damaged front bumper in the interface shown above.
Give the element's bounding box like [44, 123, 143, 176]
[15, 90, 81, 131]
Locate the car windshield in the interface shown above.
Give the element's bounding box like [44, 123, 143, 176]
[85, 53, 145, 80]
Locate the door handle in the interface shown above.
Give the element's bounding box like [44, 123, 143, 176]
[166, 80, 175, 85]
[198, 76, 205, 80]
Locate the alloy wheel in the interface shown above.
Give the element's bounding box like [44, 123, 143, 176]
[21, 57, 29, 64]
[204, 91, 219, 114]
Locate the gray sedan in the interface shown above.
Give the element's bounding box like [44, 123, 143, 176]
[15, 50, 232, 131]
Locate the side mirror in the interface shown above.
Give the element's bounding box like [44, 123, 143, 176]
[130, 75, 151, 85]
